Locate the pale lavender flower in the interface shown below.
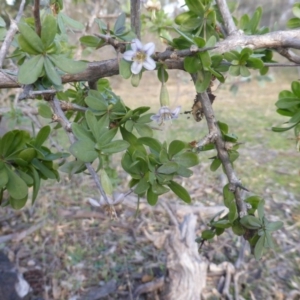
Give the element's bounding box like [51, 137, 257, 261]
[123, 38, 156, 74]
[150, 106, 181, 125]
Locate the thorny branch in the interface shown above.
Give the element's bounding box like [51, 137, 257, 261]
[192, 86, 247, 217]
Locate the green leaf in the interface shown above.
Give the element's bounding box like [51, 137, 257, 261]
[0, 167, 9, 189]
[157, 66, 169, 83]
[49, 54, 87, 74]
[147, 186, 158, 206]
[185, 0, 205, 16]
[41, 15, 57, 49]
[18, 35, 40, 55]
[254, 234, 265, 260]
[59, 12, 84, 30]
[211, 219, 232, 229]
[240, 215, 262, 229]
[272, 122, 299, 132]
[157, 161, 178, 174]
[80, 35, 101, 47]
[245, 195, 262, 214]
[293, 3, 300, 18]
[9, 195, 28, 210]
[223, 184, 234, 208]
[35, 126, 51, 148]
[257, 199, 265, 220]
[18, 22, 44, 53]
[0, 131, 16, 157]
[184, 56, 201, 73]
[18, 148, 36, 162]
[119, 59, 132, 79]
[100, 169, 113, 195]
[138, 137, 162, 153]
[240, 65, 250, 77]
[289, 110, 300, 123]
[100, 140, 130, 154]
[228, 201, 237, 223]
[135, 124, 153, 137]
[168, 180, 191, 203]
[44, 56, 61, 86]
[229, 65, 240, 76]
[218, 121, 229, 134]
[195, 70, 211, 92]
[30, 166, 40, 203]
[173, 152, 199, 167]
[5, 166, 28, 200]
[18, 55, 44, 84]
[232, 219, 246, 236]
[114, 12, 126, 35]
[71, 123, 94, 142]
[152, 182, 169, 195]
[85, 94, 108, 111]
[264, 231, 275, 249]
[168, 140, 186, 158]
[134, 176, 150, 195]
[201, 229, 215, 240]
[97, 128, 118, 146]
[287, 17, 300, 29]
[210, 158, 221, 171]
[248, 7, 262, 33]
[265, 221, 283, 232]
[18, 170, 34, 186]
[85, 110, 99, 138]
[31, 159, 57, 179]
[69, 139, 98, 162]
[38, 103, 53, 119]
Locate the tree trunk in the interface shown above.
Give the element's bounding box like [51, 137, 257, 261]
[163, 214, 207, 300]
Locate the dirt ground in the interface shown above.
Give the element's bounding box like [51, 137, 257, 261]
[0, 66, 300, 300]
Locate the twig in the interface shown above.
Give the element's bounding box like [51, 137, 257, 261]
[276, 47, 300, 64]
[33, 0, 42, 36]
[0, 0, 26, 67]
[48, 97, 113, 211]
[133, 277, 164, 298]
[130, 0, 141, 39]
[192, 86, 247, 217]
[160, 201, 179, 228]
[196, 132, 217, 150]
[216, 0, 239, 36]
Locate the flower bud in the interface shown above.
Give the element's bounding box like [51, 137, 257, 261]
[160, 83, 170, 107]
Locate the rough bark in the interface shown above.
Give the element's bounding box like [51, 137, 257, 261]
[163, 214, 207, 300]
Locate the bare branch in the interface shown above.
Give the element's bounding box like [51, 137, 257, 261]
[33, 0, 42, 36]
[0, 0, 26, 67]
[215, 29, 300, 53]
[215, 0, 239, 36]
[276, 48, 300, 64]
[130, 0, 141, 39]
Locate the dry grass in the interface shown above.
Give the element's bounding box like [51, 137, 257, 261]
[0, 67, 300, 300]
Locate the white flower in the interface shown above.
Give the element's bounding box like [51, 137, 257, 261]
[150, 106, 181, 125]
[123, 38, 156, 74]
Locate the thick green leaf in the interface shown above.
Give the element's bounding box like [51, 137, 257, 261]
[245, 195, 262, 214]
[240, 65, 250, 77]
[135, 124, 153, 137]
[30, 166, 40, 203]
[289, 110, 300, 123]
[232, 220, 246, 236]
[152, 182, 169, 195]
[18, 35, 40, 55]
[247, 57, 264, 69]
[223, 184, 234, 208]
[31, 159, 57, 179]
[18, 55, 44, 84]
[38, 103, 53, 119]
[157, 161, 178, 174]
[240, 215, 262, 229]
[119, 59, 132, 79]
[97, 128, 118, 146]
[0, 167, 9, 189]
[44, 56, 61, 86]
[18, 170, 34, 186]
[100, 140, 130, 154]
[18, 22, 44, 53]
[195, 70, 211, 92]
[41, 15, 57, 49]
[157, 66, 169, 83]
[257, 199, 265, 220]
[85, 110, 99, 139]
[168, 180, 191, 203]
[211, 219, 232, 229]
[114, 12, 126, 35]
[69, 139, 98, 162]
[254, 234, 265, 260]
[173, 152, 199, 167]
[185, 0, 205, 16]
[168, 140, 186, 158]
[287, 17, 300, 29]
[201, 229, 215, 240]
[147, 186, 158, 206]
[248, 7, 262, 33]
[138, 137, 162, 153]
[35, 125, 51, 148]
[264, 231, 275, 249]
[265, 220, 283, 232]
[5, 166, 28, 200]
[85, 95, 108, 111]
[275, 98, 300, 109]
[71, 123, 94, 142]
[9, 195, 28, 210]
[134, 176, 150, 195]
[228, 201, 237, 223]
[0, 131, 16, 157]
[184, 56, 201, 73]
[59, 12, 84, 30]
[49, 54, 87, 74]
[80, 35, 101, 47]
[210, 158, 221, 171]
[229, 65, 240, 76]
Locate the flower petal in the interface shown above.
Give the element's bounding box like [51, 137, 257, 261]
[150, 114, 161, 122]
[123, 50, 135, 61]
[143, 57, 156, 71]
[143, 42, 155, 56]
[131, 38, 143, 51]
[171, 106, 181, 119]
[131, 61, 143, 74]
